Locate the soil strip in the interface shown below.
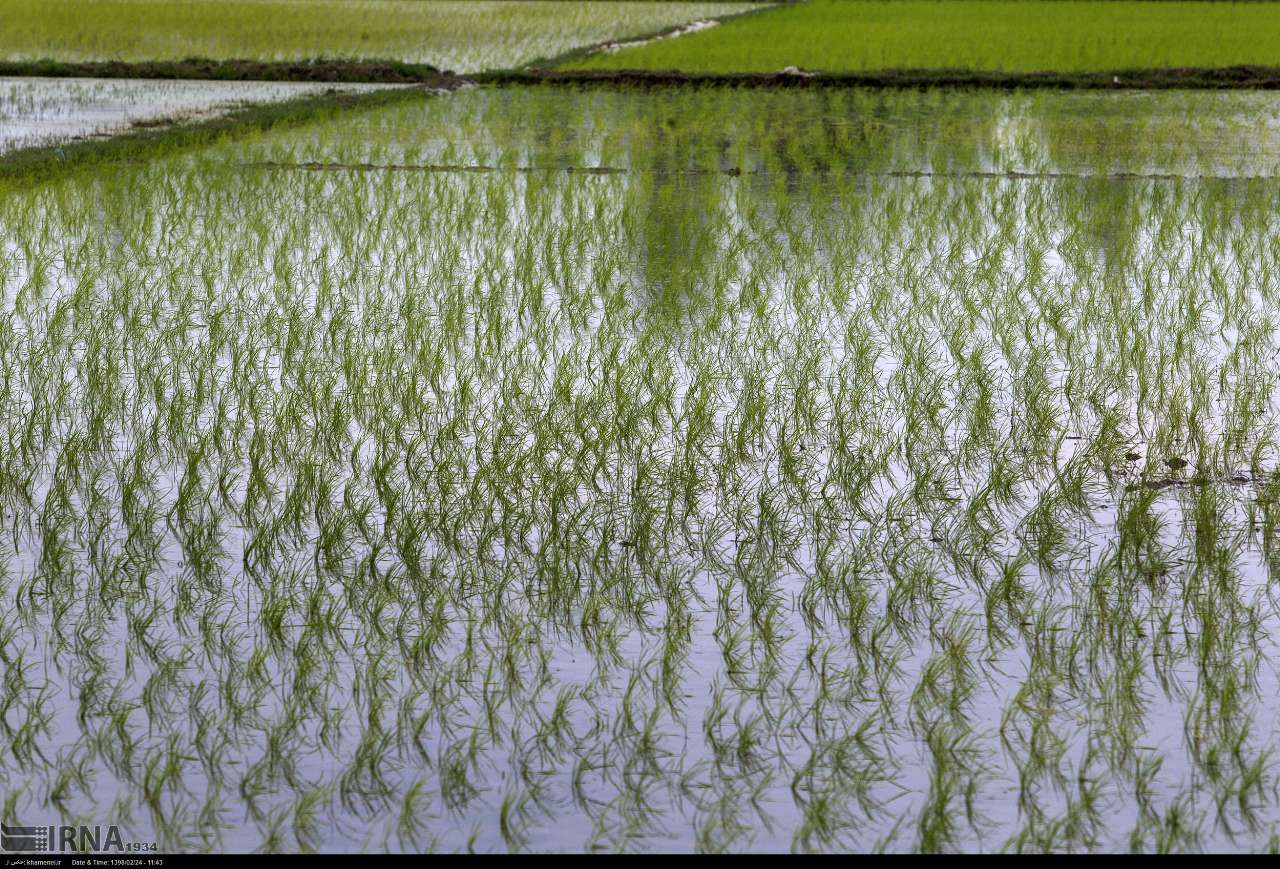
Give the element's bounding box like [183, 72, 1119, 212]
[8, 60, 1280, 89]
[238, 162, 1276, 182]
[0, 58, 454, 84]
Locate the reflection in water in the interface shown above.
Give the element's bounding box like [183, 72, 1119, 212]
[0, 77, 397, 154]
[2, 86, 1280, 852]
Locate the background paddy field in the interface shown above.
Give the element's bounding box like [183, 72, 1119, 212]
[567, 0, 1280, 75]
[4, 83, 1280, 852]
[0, 0, 761, 73]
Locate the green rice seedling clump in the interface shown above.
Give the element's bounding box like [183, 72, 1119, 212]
[1, 83, 1280, 852]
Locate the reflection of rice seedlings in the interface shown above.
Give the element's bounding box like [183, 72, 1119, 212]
[2, 84, 1280, 853]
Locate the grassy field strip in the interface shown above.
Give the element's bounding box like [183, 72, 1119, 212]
[0, 1, 763, 72]
[568, 0, 1280, 74]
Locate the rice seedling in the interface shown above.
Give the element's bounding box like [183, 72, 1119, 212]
[2, 82, 1280, 853]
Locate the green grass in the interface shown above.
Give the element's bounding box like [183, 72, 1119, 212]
[0, 0, 759, 72]
[4, 82, 1280, 852]
[567, 0, 1280, 73]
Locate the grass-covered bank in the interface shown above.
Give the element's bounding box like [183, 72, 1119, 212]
[568, 0, 1280, 74]
[0, 0, 760, 72]
[501, 64, 1280, 89]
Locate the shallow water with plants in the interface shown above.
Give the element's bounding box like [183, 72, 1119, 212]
[0, 77, 398, 154]
[4, 86, 1280, 852]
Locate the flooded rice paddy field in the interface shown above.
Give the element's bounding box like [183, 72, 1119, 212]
[0, 77, 398, 155]
[0, 1, 757, 73]
[4, 86, 1280, 852]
